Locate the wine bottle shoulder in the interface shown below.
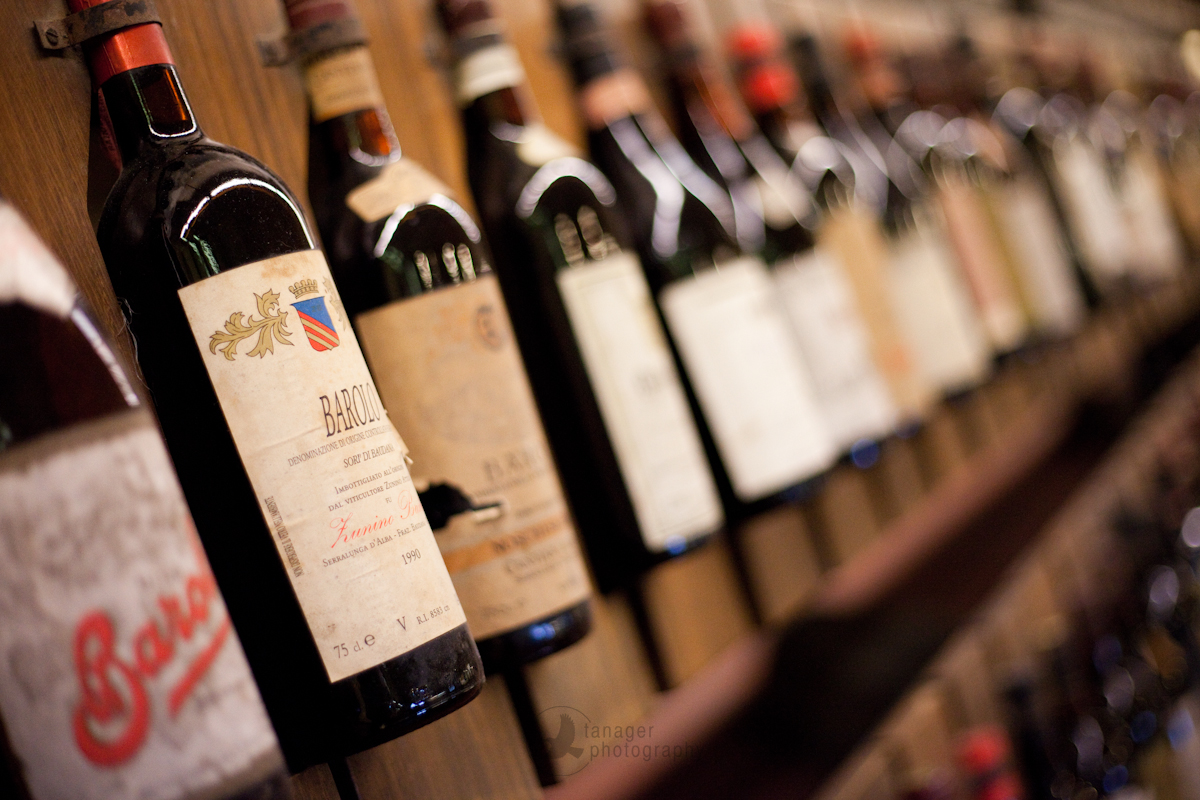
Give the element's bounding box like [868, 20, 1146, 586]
[98, 137, 312, 288]
[333, 196, 493, 314]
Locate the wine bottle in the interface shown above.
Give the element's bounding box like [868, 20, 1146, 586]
[0, 197, 291, 799]
[643, 0, 900, 454]
[726, 25, 985, 402]
[435, 0, 724, 588]
[283, 0, 592, 670]
[845, 31, 1085, 342]
[1147, 93, 1200, 256]
[1096, 91, 1186, 286]
[1028, 90, 1136, 297]
[555, 0, 838, 515]
[69, 0, 481, 769]
[794, 30, 1030, 357]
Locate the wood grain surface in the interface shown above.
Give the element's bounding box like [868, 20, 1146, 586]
[2, 2, 1166, 799]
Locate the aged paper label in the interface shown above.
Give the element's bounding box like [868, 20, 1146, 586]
[0, 411, 282, 800]
[937, 176, 1030, 352]
[818, 205, 935, 420]
[556, 250, 722, 550]
[992, 179, 1085, 338]
[887, 224, 992, 394]
[345, 159, 455, 224]
[355, 275, 591, 639]
[659, 256, 836, 501]
[455, 44, 525, 106]
[304, 46, 385, 123]
[773, 248, 898, 448]
[178, 249, 465, 682]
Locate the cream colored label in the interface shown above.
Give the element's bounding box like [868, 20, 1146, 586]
[937, 177, 1030, 353]
[455, 44, 525, 106]
[659, 256, 836, 500]
[556, 250, 722, 550]
[355, 276, 590, 640]
[304, 46, 385, 123]
[345, 159, 455, 224]
[887, 224, 992, 394]
[773, 248, 899, 448]
[817, 205, 934, 420]
[1121, 146, 1184, 283]
[178, 250, 465, 682]
[994, 179, 1086, 338]
[0, 411, 282, 800]
[1052, 136, 1132, 286]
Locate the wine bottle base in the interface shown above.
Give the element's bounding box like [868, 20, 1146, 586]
[476, 600, 594, 672]
[325, 623, 485, 762]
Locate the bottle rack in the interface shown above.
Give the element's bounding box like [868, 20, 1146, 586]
[4, 1, 1200, 799]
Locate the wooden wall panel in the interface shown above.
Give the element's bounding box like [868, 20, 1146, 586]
[1, 2, 113, 339]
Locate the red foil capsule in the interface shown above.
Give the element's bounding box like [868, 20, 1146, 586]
[65, 0, 174, 87]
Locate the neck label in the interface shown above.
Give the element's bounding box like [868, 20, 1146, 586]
[305, 46, 385, 123]
[455, 44, 525, 106]
[177, 249, 466, 682]
[346, 159, 455, 223]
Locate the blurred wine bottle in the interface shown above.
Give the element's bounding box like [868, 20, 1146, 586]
[556, 0, 839, 518]
[726, 23, 990, 403]
[643, 0, 900, 456]
[907, 33, 1087, 342]
[436, 0, 724, 589]
[866, 37, 1032, 356]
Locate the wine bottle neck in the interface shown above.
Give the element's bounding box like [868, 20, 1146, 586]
[454, 41, 537, 127]
[101, 64, 200, 164]
[302, 45, 399, 163]
[672, 61, 755, 143]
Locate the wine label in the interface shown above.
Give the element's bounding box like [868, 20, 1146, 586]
[354, 275, 591, 640]
[1120, 146, 1184, 283]
[177, 250, 465, 682]
[345, 159, 455, 223]
[937, 176, 1030, 353]
[304, 46, 385, 123]
[817, 205, 935, 420]
[1051, 136, 1132, 286]
[659, 256, 836, 500]
[455, 43, 526, 106]
[0, 410, 283, 800]
[556, 250, 722, 550]
[773, 248, 899, 448]
[887, 223, 992, 394]
[992, 179, 1086, 338]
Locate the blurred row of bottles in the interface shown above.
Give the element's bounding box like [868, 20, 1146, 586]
[815, 349, 1200, 800]
[4, 0, 1200, 795]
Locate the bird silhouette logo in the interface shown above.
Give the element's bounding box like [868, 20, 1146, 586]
[537, 706, 592, 775]
[546, 713, 583, 759]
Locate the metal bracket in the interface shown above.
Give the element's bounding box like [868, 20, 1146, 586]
[34, 0, 160, 51]
[257, 17, 368, 67]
